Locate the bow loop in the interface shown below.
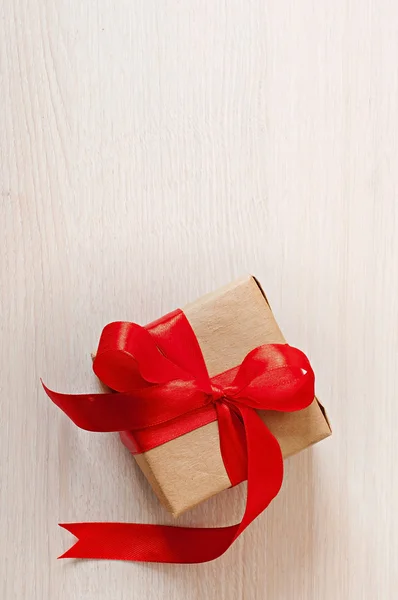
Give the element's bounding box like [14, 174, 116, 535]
[93, 321, 193, 392]
[230, 344, 315, 412]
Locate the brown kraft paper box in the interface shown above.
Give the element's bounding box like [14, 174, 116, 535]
[126, 276, 331, 517]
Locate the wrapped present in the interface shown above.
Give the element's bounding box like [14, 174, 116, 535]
[44, 276, 331, 563]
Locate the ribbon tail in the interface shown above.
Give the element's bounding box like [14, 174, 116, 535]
[43, 381, 208, 434]
[58, 524, 86, 559]
[57, 408, 283, 564]
[58, 522, 238, 563]
[236, 405, 283, 531]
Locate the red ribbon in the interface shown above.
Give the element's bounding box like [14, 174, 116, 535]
[43, 309, 315, 563]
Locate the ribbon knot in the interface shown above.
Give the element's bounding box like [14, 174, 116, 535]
[210, 384, 226, 404]
[43, 308, 316, 564]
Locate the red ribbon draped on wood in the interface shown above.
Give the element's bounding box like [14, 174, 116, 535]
[43, 309, 315, 563]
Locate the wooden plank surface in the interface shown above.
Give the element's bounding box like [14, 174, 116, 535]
[1, 1, 397, 598]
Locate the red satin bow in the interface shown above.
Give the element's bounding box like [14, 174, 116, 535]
[43, 309, 315, 563]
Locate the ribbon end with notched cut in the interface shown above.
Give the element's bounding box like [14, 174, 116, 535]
[58, 523, 83, 559]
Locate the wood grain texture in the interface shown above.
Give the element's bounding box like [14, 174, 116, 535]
[1, 0, 397, 598]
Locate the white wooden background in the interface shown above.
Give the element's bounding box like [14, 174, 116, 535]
[1, 1, 397, 598]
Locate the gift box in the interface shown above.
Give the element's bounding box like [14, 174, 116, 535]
[44, 275, 331, 563]
[120, 276, 331, 516]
